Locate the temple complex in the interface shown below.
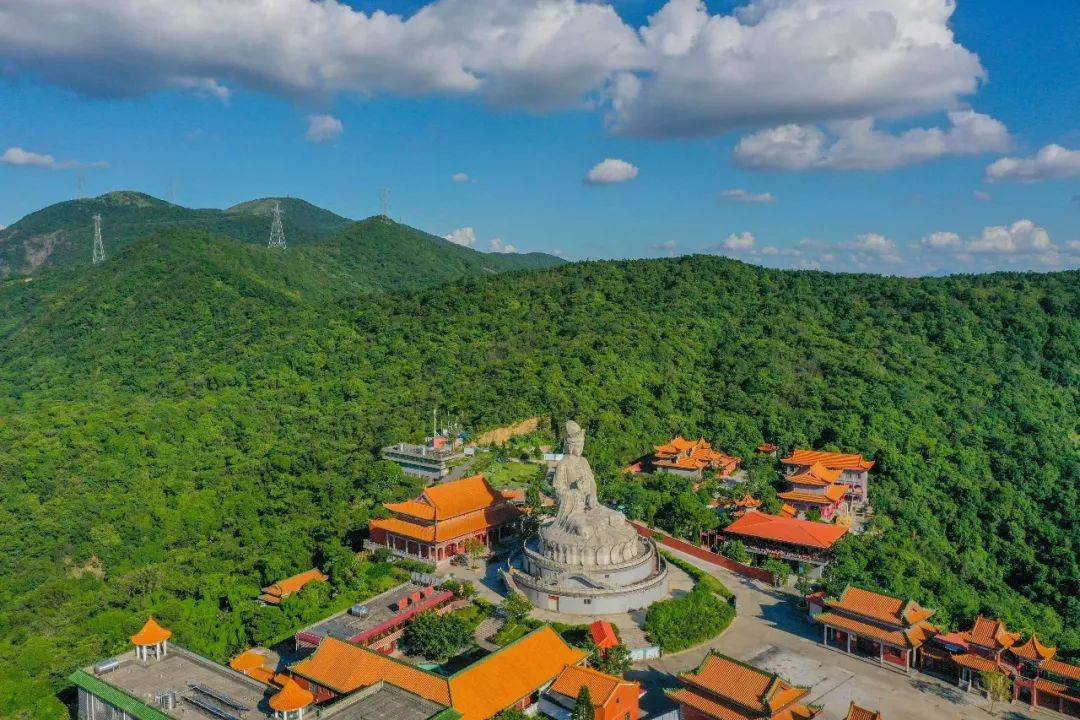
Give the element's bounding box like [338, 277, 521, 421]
[781, 449, 873, 508]
[650, 436, 740, 478]
[668, 650, 819, 720]
[511, 421, 669, 614]
[368, 474, 521, 565]
[810, 586, 936, 672]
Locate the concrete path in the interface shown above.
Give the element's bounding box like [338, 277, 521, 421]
[641, 546, 1064, 720]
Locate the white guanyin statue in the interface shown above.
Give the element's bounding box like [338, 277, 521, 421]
[540, 420, 643, 566]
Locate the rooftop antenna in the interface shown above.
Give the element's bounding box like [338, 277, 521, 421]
[268, 200, 286, 249]
[380, 187, 391, 218]
[91, 214, 105, 264]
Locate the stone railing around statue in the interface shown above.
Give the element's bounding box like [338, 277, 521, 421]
[630, 522, 775, 585]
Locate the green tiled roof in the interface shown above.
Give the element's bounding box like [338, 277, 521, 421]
[69, 669, 173, 720]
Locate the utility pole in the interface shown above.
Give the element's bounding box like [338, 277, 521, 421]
[268, 200, 286, 248]
[91, 214, 105, 264]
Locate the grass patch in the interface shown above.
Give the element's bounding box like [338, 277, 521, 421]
[661, 550, 734, 600]
[644, 584, 735, 653]
[490, 617, 543, 645]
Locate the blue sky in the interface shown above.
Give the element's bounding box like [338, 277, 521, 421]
[1, 0, 1077, 274]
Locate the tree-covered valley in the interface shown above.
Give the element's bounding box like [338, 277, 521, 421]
[0, 224, 1076, 718]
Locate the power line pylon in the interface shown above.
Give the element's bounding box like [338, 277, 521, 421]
[91, 214, 106, 264]
[268, 200, 286, 249]
[380, 187, 391, 218]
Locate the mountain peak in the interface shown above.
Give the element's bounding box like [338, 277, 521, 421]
[95, 191, 170, 208]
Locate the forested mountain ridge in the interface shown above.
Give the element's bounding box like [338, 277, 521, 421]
[0, 191, 563, 282]
[0, 231, 1076, 717]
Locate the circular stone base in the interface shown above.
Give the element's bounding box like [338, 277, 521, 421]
[509, 539, 669, 615]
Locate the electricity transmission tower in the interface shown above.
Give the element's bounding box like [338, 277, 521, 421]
[380, 187, 391, 218]
[268, 200, 286, 248]
[91, 214, 106, 264]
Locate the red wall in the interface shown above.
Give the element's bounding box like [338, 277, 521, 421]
[631, 522, 775, 584]
[597, 682, 641, 720]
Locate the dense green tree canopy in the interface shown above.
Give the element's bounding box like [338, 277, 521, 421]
[0, 229, 1076, 716]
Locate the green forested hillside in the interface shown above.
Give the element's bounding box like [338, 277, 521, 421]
[0, 191, 563, 284]
[0, 230, 1076, 717]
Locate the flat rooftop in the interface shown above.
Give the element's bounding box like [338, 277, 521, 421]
[82, 647, 275, 719]
[298, 581, 421, 645]
[325, 682, 450, 720]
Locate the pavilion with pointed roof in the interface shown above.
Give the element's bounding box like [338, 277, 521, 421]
[368, 473, 521, 565]
[844, 703, 883, 720]
[814, 586, 936, 672]
[270, 677, 315, 720]
[1007, 634, 1080, 715]
[668, 650, 819, 720]
[131, 616, 171, 662]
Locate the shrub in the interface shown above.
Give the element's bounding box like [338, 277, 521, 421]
[402, 610, 473, 663]
[645, 584, 735, 653]
[660, 551, 734, 600]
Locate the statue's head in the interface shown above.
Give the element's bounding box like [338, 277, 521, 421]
[564, 420, 585, 456]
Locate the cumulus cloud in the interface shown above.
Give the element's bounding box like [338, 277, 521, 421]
[585, 158, 638, 185]
[920, 231, 962, 250]
[720, 188, 776, 204]
[722, 231, 755, 251]
[443, 227, 477, 247]
[451, 172, 470, 183]
[734, 111, 1011, 171]
[489, 238, 519, 253]
[305, 114, 343, 143]
[0, 0, 987, 139]
[985, 144, 1080, 183]
[1, 146, 107, 170]
[842, 232, 902, 263]
[965, 219, 1051, 254]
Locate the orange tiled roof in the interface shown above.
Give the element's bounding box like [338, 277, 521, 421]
[724, 511, 848, 550]
[291, 637, 452, 704]
[825, 586, 935, 627]
[653, 437, 740, 472]
[669, 687, 757, 720]
[844, 702, 883, 720]
[679, 651, 810, 717]
[952, 653, 1007, 674]
[269, 678, 314, 712]
[788, 462, 844, 486]
[371, 504, 520, 543]
[1044, 659, 1080, 681]
[757, 443, 779, 453]
[448, 625, 587, 720]
[962, 616, 1020, 651]
[262, 569, 328, 601]
[779, 504, 797, 518]
[385, 474, 507, 521]
[590, 620, 619, 649]
[781, 450, 874, 471]
[777, 484, 846, 505]
[549, 665, 628, 707]
[1011, 634, 1056, 662]
[230, 650, 270, 673]
[816, 612, 930, 649]
[131, 617, 172, 646]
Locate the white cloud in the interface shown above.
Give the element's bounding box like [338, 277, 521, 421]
[305, 114, 343, 143]
[1, 146, 107, 170]
[840, 232, 902, 264]
[451, 172, 470, 183]
[0, 0, 987, 139]
[585, 158, 638, 185]
[920, 231, 962, 250]
[443, 227, 477, 247]
[489, 238, 519, 253]
[973, 189, 991, 201]
[966, 219, 1051, 255]
[985, 144, 1080, 183]
[652, 239, 678, 256]
[609, 0, 985, 137]
[720, 188, 776, 204]
[734, 111, 1011, 171]
[722, 231, 755, 251]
